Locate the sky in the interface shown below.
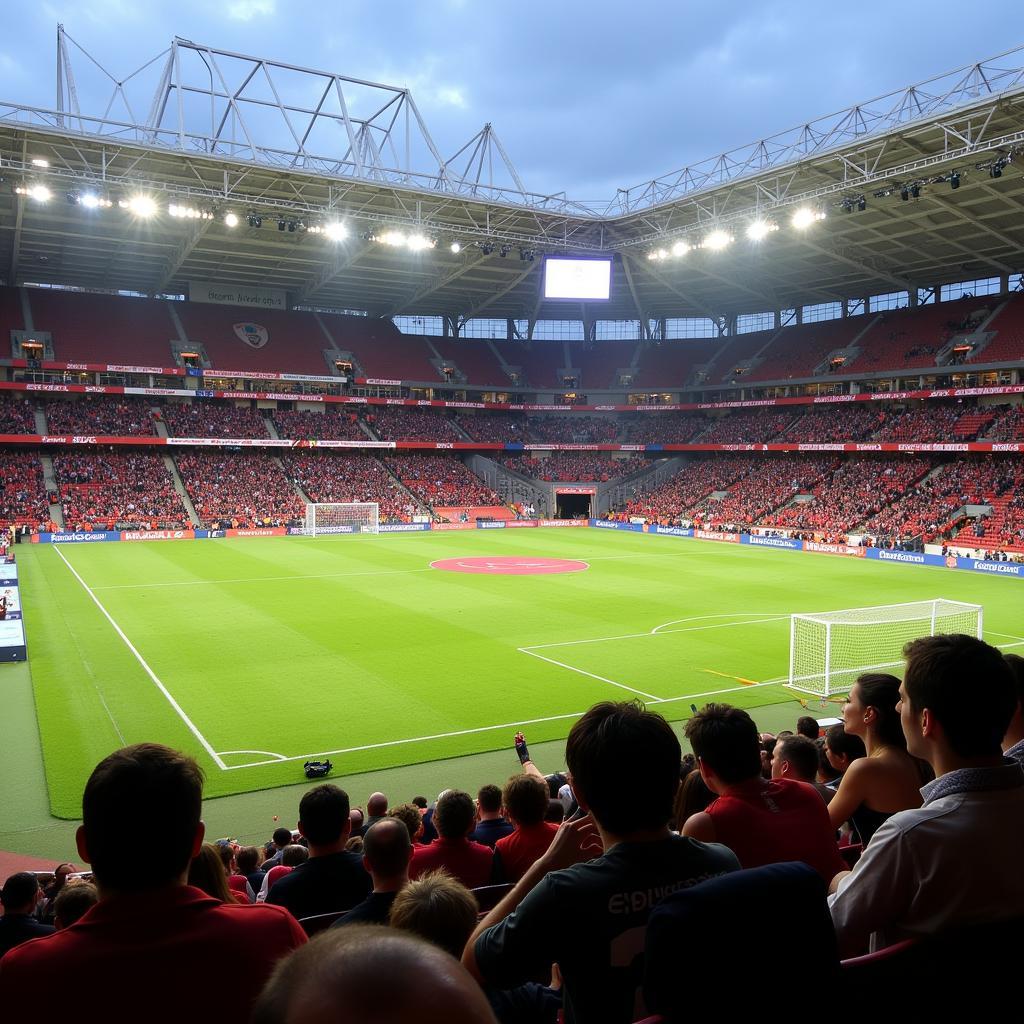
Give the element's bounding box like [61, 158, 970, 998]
[2, 1, 1021, 201]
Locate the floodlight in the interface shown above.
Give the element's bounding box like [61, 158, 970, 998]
[126, 194, 156, 217]
[703, 230, 733, 251]
[18, 184, 52, 202]
[31, 158, 49, 168]
[406, 233, 433, 251]
[499, 244, 511, 257]
[671, 240, 690, 257]
[655, 248, 668, 260]
[224, 212, 239, 228]
[746, 220, 773, 241]
[80, 192, 102, 209]
[900, 186, 910, 201]
[323, 222, 348, 241]
[247, 213, 262, 228]
[480, 242, 494, 255]
[380, 230, 407, 246]
[277, 219, 286, 231]
[450, 241, 462, 254]
[791, 207, 817, 229]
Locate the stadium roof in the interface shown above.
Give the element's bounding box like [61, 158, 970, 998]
[1, 28, 1023, 328]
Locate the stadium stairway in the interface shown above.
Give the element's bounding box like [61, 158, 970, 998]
[164, 455, 201, 525]
[39, 455, 65, 529]
[264, 414, 281, 440]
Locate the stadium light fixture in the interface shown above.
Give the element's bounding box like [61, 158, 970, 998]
[702, 229, 733, 251]
[30, 158, 49, 168]
[745, 220, 776, 241]
[950, 172, 961, 190]
[480, 242, 494, 255]
[224, 212, 239, 228]
[406, 233, 434, 251]
[671, 240, 690, 257]
[16, 184, 52, 202]
[277, 218, 287, 231]
[323, 221, 348, 241]
[791, 206, 824, 230]
[499, 244, 511, 257]
[857, 196, 867, 212]
[450, 241, 462, 254]
[247, 213, 262, 228]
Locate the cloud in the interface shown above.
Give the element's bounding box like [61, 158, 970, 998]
[226, 0, 275, 20]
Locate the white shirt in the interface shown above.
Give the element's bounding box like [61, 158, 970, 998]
[828, 760, 1024, 956]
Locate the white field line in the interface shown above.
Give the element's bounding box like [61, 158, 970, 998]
[92, 567, 436, 591]
[53, 546, 227, 770]
[519, 648, 663, 701]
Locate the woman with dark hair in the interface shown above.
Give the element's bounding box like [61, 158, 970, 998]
[37, 864, 76, 925]
[827, 673, 931, 845]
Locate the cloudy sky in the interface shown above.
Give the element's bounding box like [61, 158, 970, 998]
[2, 1, 1020, 200]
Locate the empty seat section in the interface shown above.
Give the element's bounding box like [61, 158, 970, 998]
[28, 290, 177, 366]
[493, 341, 566, 388]
[634, 338, 719, 387]
[0, 286, 24, 338]
[747, 320, 859, 381]
[321, 315, 437, 380]
[971, 294, 1024, 363]
[716, 330, 775, 382]
[568, 341, 637, 389]
[845, 305, 965, 374]
[432, 337, 508, 386]
[176, 304, 328, 374]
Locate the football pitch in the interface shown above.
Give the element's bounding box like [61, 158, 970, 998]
[16, 528, 1024, 818]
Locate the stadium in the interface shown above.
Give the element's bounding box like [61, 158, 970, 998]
[1, 15, 1023, 1018]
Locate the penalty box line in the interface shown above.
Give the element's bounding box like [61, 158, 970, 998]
[53, 547, 227, 771]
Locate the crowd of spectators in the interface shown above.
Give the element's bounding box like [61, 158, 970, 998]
[283, 453, 419, 522]
[764, 458, 930, 535]
[619, 412, 707, 445]
[366, 408, 464, 443]
[698, 410, 796, 444]
[43, 398, 157, 437]
[779, 406, 883, 442]
[499, 453, 647, 482]
[3, 640, 1020, 1020]
[526, 416, 620, 444]
[161, 403, 271, 440]
[984, 404, 1024, 441]
[872, 404, 973, 443]
[53, 452, 187, 530]
[272, 410, 367, 442]
[689, 456, 838, 527]
[0, 395, 36, 434]
[456, 412, 529, 442]
[382, 455, 499, 509]
[174, 452, 305, 527]
[861, 457, 1023, 544]
[617, 456, 754, 522]
[0, 452, 50, 529]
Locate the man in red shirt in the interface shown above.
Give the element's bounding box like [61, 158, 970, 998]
[0, 743, 306, 1020]
[682, 704, 845, 881]
[494, 775, 558, 883]
[410, 790, 493, 889]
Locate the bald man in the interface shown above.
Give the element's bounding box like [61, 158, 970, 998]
[361, 792, 389, 835]
[252, 926, 497, 1024]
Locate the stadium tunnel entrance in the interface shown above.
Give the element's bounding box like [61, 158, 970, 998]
[555, 492, 592, 519]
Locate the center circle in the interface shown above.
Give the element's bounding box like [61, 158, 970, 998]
[430, 556, 590, 575]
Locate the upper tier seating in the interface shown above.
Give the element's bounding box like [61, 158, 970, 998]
[567, 341, 638, 389]
[0, 394, 37, 434]
[175, 303, 331, 376]
[498, 453, 646, 481]
[620, 412, 707, 444]
[161, 403, 270, 440]
[633, 337, 721, 388]
[970, 293, 1024, 364]
[779, 405, 883, 442]
[319, 315, 437, 381]
[747, 320, 861, 382]
[431, 337, 508, 386]
[43, 398, 157, 437]
[844, 303, 975, 374]
[0, 452, 50, 528]
[983, 405, 1024, 441]
[492, 341, 566, 388]
[699, 411, 797, 444]
[365, 407, 464, 442]
[456, 412, 529, 442]
[53, 452, 185, 529]
[27, 290, 178, 366]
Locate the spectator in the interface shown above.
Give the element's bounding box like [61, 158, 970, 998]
[349, 808, 365, 835]
[771, 734, 835, 804]
[796, 715, 820, 740]
[471, 784, 514, 848]
[493, 775, 559, 884]
[237, 845, 267, 897]
[52, 881, 98, 929]
[333, 818, 413, 927]
[216, 842, 255, 902]
[262, 827, 296, 869]
[822, 723, 866, 790]
[465, 701, 739, 1024]
[0, 873, 53, 957]
[257, 845, 309, 903]
[672, 767, 715, 831]
[36, 862, 76, 924]
[188, 843, 242, 904]
[362, 792, 389, 835]
[0, 743, 306, 1018]
[390, 871, 480, 960]
[1002, 653, 1024, 766]
[827, 673, 931, 845]
[829, 634, 1024, 955]
[410, 790, 494, 890]
[253, 926, 498, 1024]
[388, 803, 425, 844]
[266, 785, 371, 921]
[683, 703, 845, 882]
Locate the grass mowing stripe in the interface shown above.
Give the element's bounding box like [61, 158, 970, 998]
[52, 546, 226, 770]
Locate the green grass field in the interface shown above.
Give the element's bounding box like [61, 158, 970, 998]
[17, 528, 1024, 817]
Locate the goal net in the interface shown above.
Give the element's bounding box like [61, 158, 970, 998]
[304, 502, 379, 536]
[789, 599, 983, 697]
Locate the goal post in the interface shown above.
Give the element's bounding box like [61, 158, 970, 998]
[788, 599, 983, 697]
[304, 502, 380, 536]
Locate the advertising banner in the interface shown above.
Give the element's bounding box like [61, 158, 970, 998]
[803, 540, 866, 558]
[225, 527, 287, 537]
[378, 523, 432, 532]
[121, 529, 195, 542]
[537, 519, 588, 527]
[588, 520, 645, 532]
[431, 522, 476, 531]
[477, 521, 507, 529]
[957, 557, 1024, 577]
[555, 487, 597, 495]
[648, 525, 695, 537]
[866, 548, 943, 567]
[35, 530, 121, 544]
[743, 534, 803, 551]
[695, 529, 741, 543]
[505, 520, 539, 528]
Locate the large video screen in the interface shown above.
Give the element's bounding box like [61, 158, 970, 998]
[543, 257, 612, 301]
